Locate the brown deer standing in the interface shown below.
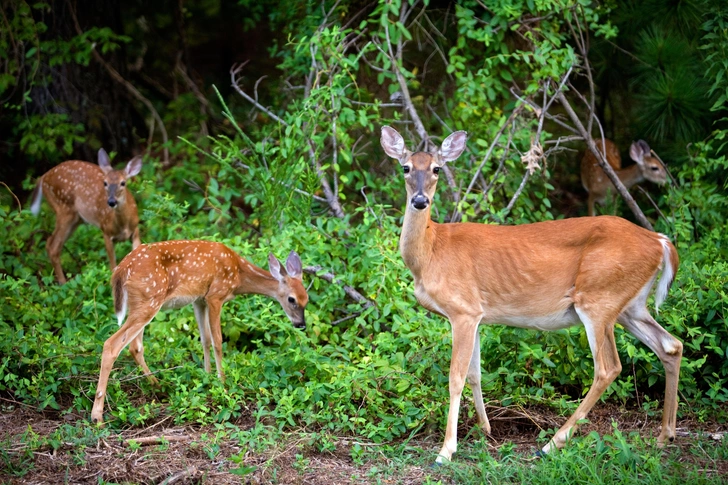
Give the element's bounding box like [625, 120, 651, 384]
[581, 139, 667, 216]
[381, 126, 681, 464]
[90, 240, 308, 424]
[30, 149, 143, 283]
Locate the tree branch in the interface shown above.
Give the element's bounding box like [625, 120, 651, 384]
[303, 265, 374, 314]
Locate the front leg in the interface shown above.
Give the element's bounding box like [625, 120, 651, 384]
[206, 297, 225, 380]
[437, 315, 480, 464]
[103, 234, 116, 269]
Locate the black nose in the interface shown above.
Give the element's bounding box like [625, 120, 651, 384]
[411, 194, 429, 210]
[108, 199, 117, 208]
[294, 320, 306, 329]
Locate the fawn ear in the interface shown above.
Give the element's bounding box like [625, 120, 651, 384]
[269, 253, 287, 281]
[381, 126, 411, 164]
[438, 131, 467, 164]
[629, 140, 650, 165]
[125, 156, 143, 178]
[98, 148, 113, 174]
[285, 251, 303, 279]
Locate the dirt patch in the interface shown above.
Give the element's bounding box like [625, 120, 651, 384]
[1, 403, 726, 484]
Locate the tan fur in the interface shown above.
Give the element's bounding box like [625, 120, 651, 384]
[581, 139, 667, 216]
[381, 126, 682, 463]
[91, 240, 308, 424]
[31, 152, 142, 283]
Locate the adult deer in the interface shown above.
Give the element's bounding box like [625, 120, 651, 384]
[90, 241, 308, 424]
[581, 139, 667, 216]
[381, 126, 681, 464]
[30, 149, 143, 283]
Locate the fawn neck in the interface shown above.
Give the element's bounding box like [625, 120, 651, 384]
[233, 258, 281, 298]
[616, 163, 645, 190]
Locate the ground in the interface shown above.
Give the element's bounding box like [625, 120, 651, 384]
[1, 402, 726, 484]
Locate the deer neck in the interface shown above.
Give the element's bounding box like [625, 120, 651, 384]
[400, 204, 436, 277]
[617, 164, 645, 190]
[233, 258, 280, 298]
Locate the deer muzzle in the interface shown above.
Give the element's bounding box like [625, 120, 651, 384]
[411, 194, 429, 210]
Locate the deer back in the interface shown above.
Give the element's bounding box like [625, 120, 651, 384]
[580, 138, 622, 195]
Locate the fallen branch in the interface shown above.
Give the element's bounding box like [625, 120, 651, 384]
[125, 435, 189, 446]
[303, 265, 374, 314]
[159, 466, 198, 485]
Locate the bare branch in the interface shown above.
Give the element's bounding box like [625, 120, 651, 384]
[303, 265, 375, 314]
[231, 64, 286, 125]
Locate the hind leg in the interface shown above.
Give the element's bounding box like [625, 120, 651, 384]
[47, 212, 81, 284]
[466, 329, 490, 435]
[193, 300, 212, 373]
[128, 328, 159, 385]
[619, 306, 682, 446]
[91, 305, 160, 424]
[543, 306, 622, 453]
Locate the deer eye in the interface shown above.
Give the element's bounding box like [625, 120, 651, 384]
[402, 166, 410, 174]
[651, 166, 659, 171]
[288, 296, 296, 304]
[103, 181, 108, 187]
[120, 181, 126, 186]
[433, 167, 440, 175]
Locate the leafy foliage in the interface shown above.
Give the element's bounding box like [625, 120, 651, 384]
[0, 1, 726, 479]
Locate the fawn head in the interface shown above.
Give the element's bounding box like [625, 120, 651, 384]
[269, 251, 308, 328]
[97, 148, 143, 209]
[629, 140, 667, 185]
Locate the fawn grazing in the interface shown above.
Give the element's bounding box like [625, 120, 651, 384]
[30, 149, 143, 283]
[581, 138, 667, 216]
[381, 126, 681, 463]
[90, 240, 308, 424]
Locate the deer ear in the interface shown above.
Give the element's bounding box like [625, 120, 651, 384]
[381, 126, 411, 163]
[285, 251, 303, 279]
[125, 156, 143, 178]
[98, 148, 112, 174]
[438, 131, 467, 164]
[629, 141, 647, 165]
[269, 253, 286, 281]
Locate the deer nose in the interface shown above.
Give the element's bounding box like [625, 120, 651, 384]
[411, 194, 429, 210]
[108, 198, 117, 208]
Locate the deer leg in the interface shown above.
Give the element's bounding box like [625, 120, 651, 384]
[128, 328, 159, 385]
[91, 308, 159, 424]
[466, 329, 490, 435]
[131, 227, 141, 249]
[587, 193, 596, 217]
[542, 307, 622, 453]
[103, 234, 117, 269]
[206, 298, 225, 381]
[619, 308, 682, 447]
[193, 300, 212, 373]
[437, 315, 480, 464]
[47, 213, 81, 284]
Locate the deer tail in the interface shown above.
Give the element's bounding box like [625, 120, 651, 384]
[112, 271, 127, 326]
[29, 182, 43, 215]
